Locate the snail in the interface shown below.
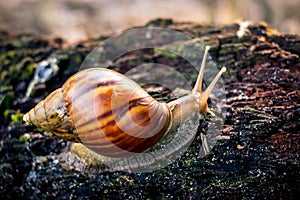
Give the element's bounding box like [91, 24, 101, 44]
[23, 46, 226, 172]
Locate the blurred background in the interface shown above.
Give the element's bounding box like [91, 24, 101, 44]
[0, 0, 299, 43]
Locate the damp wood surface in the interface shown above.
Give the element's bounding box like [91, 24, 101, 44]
[0, 19, 299, 199]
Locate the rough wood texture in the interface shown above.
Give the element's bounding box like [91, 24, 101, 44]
[0, 19, 299, 199]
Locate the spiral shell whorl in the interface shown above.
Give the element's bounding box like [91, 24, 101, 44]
[23, 88, 75, 141]
[62, 68, 171, 158]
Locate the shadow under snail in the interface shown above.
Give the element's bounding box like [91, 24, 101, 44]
[23, 46, 226, 172]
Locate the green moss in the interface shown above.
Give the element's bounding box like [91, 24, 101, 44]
[3, 109, 10, 119]
[154, 48, 178, 58]
[19, 135, 29, 143]
[21, 61, 35, 79]
[37, 127, 45, 133]
[10, 110, 24, 126]
[44, 132, 53, 137]
[0, 91, 15, 111]
[155, 40, 213, 62]
[9, 57, 35, 81]
[10, 40, 26, 49]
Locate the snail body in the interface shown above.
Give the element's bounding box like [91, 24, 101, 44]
[23, 46, 226, 172]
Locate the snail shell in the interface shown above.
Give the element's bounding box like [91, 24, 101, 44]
[24, 68, 172, 158]
[23, 46, 226, 172]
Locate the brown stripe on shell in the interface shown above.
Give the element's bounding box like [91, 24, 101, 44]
[62, 69, 122, 132]
[73, 80, 118, 101]
[70, 96, 155, 146]
[73, 98, 170, 157]
[43, 88, 62, 131]
[62, 68, 172, 157]
[85, 106, 171, 157]
[74, 96, 154, 145]
[63, 69, 119, 100]
[75, 96, 149, 130]
[34, 99, 51, 130]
